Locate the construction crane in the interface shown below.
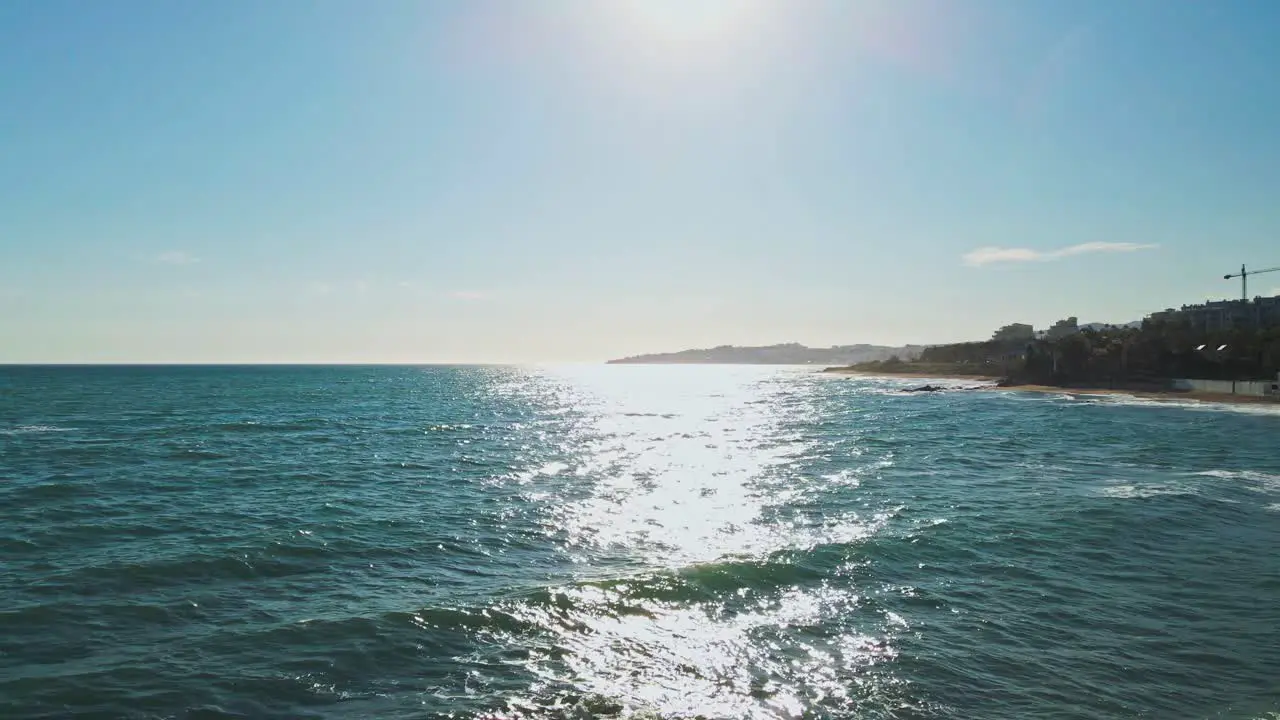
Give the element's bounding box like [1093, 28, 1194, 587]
[1223, 264, 1280, 301]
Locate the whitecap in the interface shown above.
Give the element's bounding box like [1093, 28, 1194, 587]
[1098, 484, 1197, 500]
[1084, 394, 1280, 417]
[1195, 469, 1280, 482]
[0, 425, 72, 435]
[1194, 469, 1280, 493]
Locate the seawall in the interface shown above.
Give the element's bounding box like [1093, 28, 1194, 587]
[1172, 378, 1280, 397]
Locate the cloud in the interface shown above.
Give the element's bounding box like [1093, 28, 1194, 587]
[155, 251, 200, 265]
[449, 290, 488, 301]
[963, 247, 1041, 265]
[1050, 241, 1158, 258]
[963, 242, 1158, 267]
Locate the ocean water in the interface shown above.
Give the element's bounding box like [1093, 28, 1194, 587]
[3, 365, 1280, 720]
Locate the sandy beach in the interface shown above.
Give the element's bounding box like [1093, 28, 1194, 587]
[999, 384, 1280, 406]
[822, 369, 1280, 406]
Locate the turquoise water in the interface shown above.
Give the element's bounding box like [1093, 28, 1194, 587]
[3, 365, 1280, 719]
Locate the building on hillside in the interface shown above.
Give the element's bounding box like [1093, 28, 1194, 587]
[1147, 296, 1280, 332]
[991, 323, 1035, 342]
[1045, 317, 1079, 340]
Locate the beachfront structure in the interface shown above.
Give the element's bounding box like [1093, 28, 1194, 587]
[1045, 317, 1080, 340]
[1171, 372, 1280, 397]
[1148, 295, 1280, 332]
[992, 323, 1036, 343]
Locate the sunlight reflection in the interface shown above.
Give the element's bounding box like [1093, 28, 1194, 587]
[465, 366, 906, 717]
[490, 582, 897, 719]
[530, 366, 872, 566]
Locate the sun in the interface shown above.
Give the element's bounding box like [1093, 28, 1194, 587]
[568, 0, 787, 90]
[599, 0, 779, 66]
[616, 0, 761, 45]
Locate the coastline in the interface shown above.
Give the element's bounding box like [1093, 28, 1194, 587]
[820, 368, 1003, 382]
[821, 369, 1279, 406]
[998, 384, 1280, 406]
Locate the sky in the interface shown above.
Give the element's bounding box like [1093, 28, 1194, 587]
[3, 0, 1280, 363]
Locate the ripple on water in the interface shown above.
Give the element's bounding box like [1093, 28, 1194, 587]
[1, 366, 1280, 719]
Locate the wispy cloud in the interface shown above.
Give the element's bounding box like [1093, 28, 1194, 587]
[154, 251, 200, 265]
[449, 290, 488, 301]
[964, 247, 1041, 265]
[964, 242, 1158, 267]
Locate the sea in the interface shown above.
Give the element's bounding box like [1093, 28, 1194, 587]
[2, 364, 1279, 720]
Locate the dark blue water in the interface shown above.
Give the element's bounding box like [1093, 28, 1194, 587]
[3, 365, 1280, 719]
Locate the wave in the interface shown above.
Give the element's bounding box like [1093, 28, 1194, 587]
[1098, 469, 1280, 503]
[1195, 469, 1280, 483]
[1098, 484, 1201, 500]
[465, 551, 899, 720]
[208, 419, 335, 433]
[1194, 469, 1280, 495]
[35, 551, 328, 597]
[0, 424, 73, 435]
[59, 546, 893, 719]
[1038, 391, 1280, 417]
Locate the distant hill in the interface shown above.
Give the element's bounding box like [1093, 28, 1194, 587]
[607, 343, 926, 366]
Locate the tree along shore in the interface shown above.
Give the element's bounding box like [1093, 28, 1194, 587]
[826, 321, 1280, 388]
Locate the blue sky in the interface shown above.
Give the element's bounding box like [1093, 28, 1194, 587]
[3, 0, 1280, 363]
